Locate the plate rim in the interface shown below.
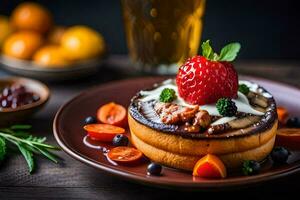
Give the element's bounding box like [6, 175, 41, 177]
[53, 75, 300, 189]
[0, 54, 104, 72]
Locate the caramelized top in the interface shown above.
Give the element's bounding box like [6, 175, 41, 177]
[129, 80, 277, 140]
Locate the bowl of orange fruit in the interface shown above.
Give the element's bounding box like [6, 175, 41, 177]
[0, 2, 106, 81]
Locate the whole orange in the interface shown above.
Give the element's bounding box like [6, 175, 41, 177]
[61, 26, 105, 61]
[33, 45, 69, 67]
[3, 31, 44, 60]
[11, 2, 53, 34]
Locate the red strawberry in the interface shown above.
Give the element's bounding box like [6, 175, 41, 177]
[176, 40, 240, 105]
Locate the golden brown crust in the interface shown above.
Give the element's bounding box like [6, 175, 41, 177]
[131, 129, 276, 170]
[128, 114, 278, 170]
[128, 114, 277, 155]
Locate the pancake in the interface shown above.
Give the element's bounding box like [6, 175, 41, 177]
[128, 79, 278, 170]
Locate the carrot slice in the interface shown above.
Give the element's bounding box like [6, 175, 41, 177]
[84, 124, 125, 142]
[276, 128, 300, 149]
[97, 102, 127, 127]
[277, 107, 289, 125]
[107, 147, 143, 163]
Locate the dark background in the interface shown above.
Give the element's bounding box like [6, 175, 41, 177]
[1, 0, 300, 60]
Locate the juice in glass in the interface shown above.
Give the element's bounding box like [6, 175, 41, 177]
[121, 0, 206, 74]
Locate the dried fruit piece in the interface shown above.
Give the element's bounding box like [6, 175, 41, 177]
[277, 107, 289, 125]
[107, 147, 143, 163]
[97, 102, 127, 127]
[193, 154, 227, 179]
[84, 124, 125, 142]
[276, 128, 300, 150]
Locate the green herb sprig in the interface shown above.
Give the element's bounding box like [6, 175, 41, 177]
[201, 40, 241, 62]
[159, 88, 177, 103]
[216, 98, 237, 117]
[0, 124, 60, 173]
[242, 160, 261, 176]
[238, 84, 250, 95]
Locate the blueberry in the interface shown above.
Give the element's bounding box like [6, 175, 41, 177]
[84, 116, 97, 124]
[2, 87, 11, 97]
[1, 99, 9, 108]
[271, 146, 290, 164]
[147, 162, 162, 176]
[286, 117, 300, 128]
[32, 94, 40, 102]
[112, 134, 129, 146]
[242, 160, 261, 175]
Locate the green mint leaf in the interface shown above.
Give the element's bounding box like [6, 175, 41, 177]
[10, 124, 32, 130]
[239, 84, 250, 95]
[0, 137, 6, 161]
[17, 143, 34, 173]
[201, 40, 216, 60]
[219, 42, 241, 61]
[159, 88, 177, 103]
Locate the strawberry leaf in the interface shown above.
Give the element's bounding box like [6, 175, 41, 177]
[212, 53, 219, 61]
[201, 40, 216, 60]
[219, 42, 241, 62]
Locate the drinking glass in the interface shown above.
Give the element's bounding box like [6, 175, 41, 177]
[121, 0, 206, 74]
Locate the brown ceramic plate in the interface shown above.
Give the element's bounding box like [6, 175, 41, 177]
[53, 76, 300, 190]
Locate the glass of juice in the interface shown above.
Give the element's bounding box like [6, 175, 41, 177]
[121, 0, 206, 74]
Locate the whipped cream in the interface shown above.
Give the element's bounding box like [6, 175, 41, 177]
[239, 80, 273, 98]
[140, 79, 270, 125]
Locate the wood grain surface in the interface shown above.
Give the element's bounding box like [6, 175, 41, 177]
[0, 55, 300, 199]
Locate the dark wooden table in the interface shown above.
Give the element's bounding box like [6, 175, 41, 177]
[0, 55, 300, 199]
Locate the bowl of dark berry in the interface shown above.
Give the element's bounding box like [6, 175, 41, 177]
[0, 77, 50, 125]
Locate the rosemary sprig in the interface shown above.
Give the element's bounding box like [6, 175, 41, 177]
[0, 124, 60, 173]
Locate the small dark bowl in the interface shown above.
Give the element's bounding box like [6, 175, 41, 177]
[0, 77, 50, 126]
